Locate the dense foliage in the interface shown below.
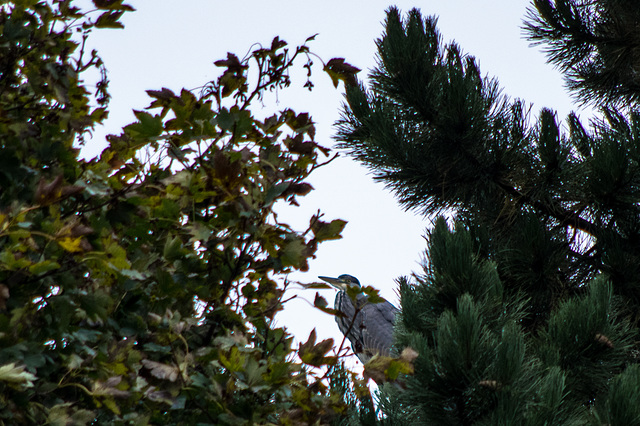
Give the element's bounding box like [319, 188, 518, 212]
[337, 1, 640, 424]
[0, 1, 370, 424]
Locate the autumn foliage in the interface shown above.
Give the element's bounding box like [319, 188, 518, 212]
[0, 1, 367, 424]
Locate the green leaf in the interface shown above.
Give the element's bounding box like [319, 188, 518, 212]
[146, 87, 177, 102]
[311, 218, 346, 241]
[186, 222, 211, 243]
[0, 363, 37, 388]
[279, 237, 309, 269]
[93, 0, 135, 11]
[323, 58, 361, 87]
[141, 360, 179, 382]
[361, 285, 385, 304]
[48, 404, 96, 426]
[265, 182, 290, 205]
[313, 292, 341, 316]
[215, 106, 253, 134]
[143, 343, 172, 354]
[29, 260, 61, 276]
[298, 329, 335, 367]
[301, 282, 332, 290]
[125, 110, 163, 137]
[163, 235, 184, 261]
[95, 11, 125, 28]
[313, 292, 328, 309]
[119, 269, 147, 280]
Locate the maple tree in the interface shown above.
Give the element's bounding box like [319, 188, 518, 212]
[0, 1, 372, 424]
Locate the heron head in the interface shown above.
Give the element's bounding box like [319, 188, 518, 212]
[319, 274, 361, 291]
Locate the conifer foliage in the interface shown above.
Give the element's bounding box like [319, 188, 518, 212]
[337, 2, 640, 424]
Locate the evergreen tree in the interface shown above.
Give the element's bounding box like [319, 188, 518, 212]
[336, 1, 640, 424]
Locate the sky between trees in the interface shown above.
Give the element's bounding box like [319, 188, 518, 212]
[81, 0, 591, 363]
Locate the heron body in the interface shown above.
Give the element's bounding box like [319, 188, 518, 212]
[319, 274, 399, 363]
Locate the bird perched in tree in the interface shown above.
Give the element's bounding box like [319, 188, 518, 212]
[319, 274, 399, 363]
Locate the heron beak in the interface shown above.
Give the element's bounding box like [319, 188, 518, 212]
[318, 276, 348, 291]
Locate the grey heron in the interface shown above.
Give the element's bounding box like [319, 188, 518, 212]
[319, 274, 399, 363]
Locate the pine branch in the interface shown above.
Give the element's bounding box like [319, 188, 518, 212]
[495, 178, 599, 237]
[524, 0, 640, 107]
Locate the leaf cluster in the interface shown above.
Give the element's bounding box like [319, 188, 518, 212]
[0, 2, 362, 424]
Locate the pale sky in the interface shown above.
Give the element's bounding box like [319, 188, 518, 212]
[83, 1, 588, 369]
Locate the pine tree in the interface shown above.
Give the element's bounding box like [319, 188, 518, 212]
[336, 2, 640, 424]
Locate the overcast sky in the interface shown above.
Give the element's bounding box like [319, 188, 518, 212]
[83, 0, 590, 368]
